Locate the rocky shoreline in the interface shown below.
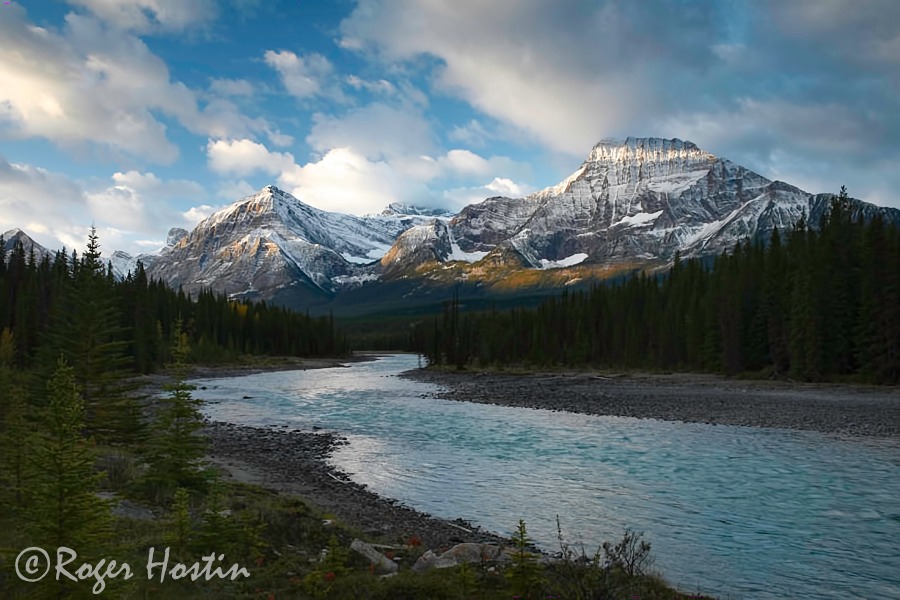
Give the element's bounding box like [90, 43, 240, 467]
[137, 356, 513, 553]
[402, 368, 900, 438]
[205, 421, 509, 551]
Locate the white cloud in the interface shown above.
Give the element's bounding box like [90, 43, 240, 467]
[205, 135, 534, 215]
[215, 180, 257, 201]
[85, 170, 206, 238]
[86, 186, 150, 231]
[205, 139, 435, 214]
[264, 50, 343, 101]
[307, 103, 435, 160]
[66, 0, 217, 32]
[0, 156, 212, 254]
[448, 119, 490, 147]
[485, 177, 530, 197]
[0, 10, 280, 164]
[265, 130, 294, 147]
[339, 0, 684, 156]
[278, 147, 434, 215]
[442, 177, 535, 209]
[111, 170, 205, 197]
[346, 75, 397, 95]
[206, 138, 297, 177]
[0, 157, 88, 251]
[182, 204, 224, 224]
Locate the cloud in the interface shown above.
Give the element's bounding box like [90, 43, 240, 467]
[339, 0, 900, 207]
[307, 103, 435, 160]
[448, 119, 490, 147]
[346, 75, 397, 96]
[85, 170, 206, 241]
[0, 156, 88, 251]
[111, 170, 205, 197]
[761, 0, 900, 68]
[279, 147, 436, 215]
[0, 156, 211, 254]
[340, 0, 726, 156]
[205, 136, 534, 214]
[442, 177, 535, 208]
[206, 139, 297, 177]
[264, 50, 343, 101]
[0, 10, 281, 164]
[215, 180, 256, 201]
[65, 0, 218, 33]
[182, 204, 225, 224]
[209, 78, 255, 97]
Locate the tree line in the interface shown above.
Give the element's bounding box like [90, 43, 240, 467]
[416, 190, 900, 384]
[0, 227, 346, 373]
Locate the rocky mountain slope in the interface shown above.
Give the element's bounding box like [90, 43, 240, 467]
[1, 228, 52, 264]
[380, 138, 900, 277]
[145, 186, 448, 304]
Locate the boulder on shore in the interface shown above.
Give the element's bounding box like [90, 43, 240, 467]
[350, 539, 399, 574]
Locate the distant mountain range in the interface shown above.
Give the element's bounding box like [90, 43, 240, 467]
[6, 137, 900, 313]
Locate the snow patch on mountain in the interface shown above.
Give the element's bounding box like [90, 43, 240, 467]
[614, 210, 664, 228]
[539, 253, 589, 269]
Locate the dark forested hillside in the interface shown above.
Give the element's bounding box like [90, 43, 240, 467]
[0, 227, 346, 373]
[417, 190, 900, 384]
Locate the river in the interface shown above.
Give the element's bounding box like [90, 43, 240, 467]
[194, 353, 900, 600]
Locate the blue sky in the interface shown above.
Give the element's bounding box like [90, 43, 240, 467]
[1, 0, 899, 255]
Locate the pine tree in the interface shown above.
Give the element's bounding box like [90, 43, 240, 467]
[24, 357, 112, 597]
[507, 519, 544, 597]
[142, 322, 208, 503]
[0, 328, 31, 511]
[164, 487, 194, 560]
[42, 227, 143, 445]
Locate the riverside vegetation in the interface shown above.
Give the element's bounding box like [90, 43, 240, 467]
[0, 228, 707, 598]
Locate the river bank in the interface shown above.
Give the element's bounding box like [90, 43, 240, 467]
[134, 356, 511, 552]
[135, 357, 899, 598]
[402, 368, 900, 438]
[204, 421, 509, 551]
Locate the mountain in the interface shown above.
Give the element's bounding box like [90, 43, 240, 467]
[145, 186, 445, 305]
[381, 137, 900, 278]
[1, 228, 51, 263]
[9, 137, 898, 313]
[379, 203, 455, 218]
[107, 227, 189, 280]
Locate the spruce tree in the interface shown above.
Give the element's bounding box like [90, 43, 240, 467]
[143, 322, 208, 503]
[0, 328, 31, 511]
[24, 357, 112, 597]
[43, 227, 143, 445]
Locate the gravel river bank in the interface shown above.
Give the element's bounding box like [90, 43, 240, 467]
[402, 369, 900, 438]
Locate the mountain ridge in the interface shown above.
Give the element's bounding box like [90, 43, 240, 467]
[6, 137, 899, 312]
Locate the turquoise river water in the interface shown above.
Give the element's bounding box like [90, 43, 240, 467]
[195, 354, 900, 600]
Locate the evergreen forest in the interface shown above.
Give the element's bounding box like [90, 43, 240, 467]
[416, 190, 900, 384]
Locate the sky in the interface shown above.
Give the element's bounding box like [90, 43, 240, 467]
[1, 0, 899, 256]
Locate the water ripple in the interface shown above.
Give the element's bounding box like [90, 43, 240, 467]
[197, 354, 900, 600]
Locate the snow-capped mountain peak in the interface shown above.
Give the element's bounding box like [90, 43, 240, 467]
[438, 137, 900, 274]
